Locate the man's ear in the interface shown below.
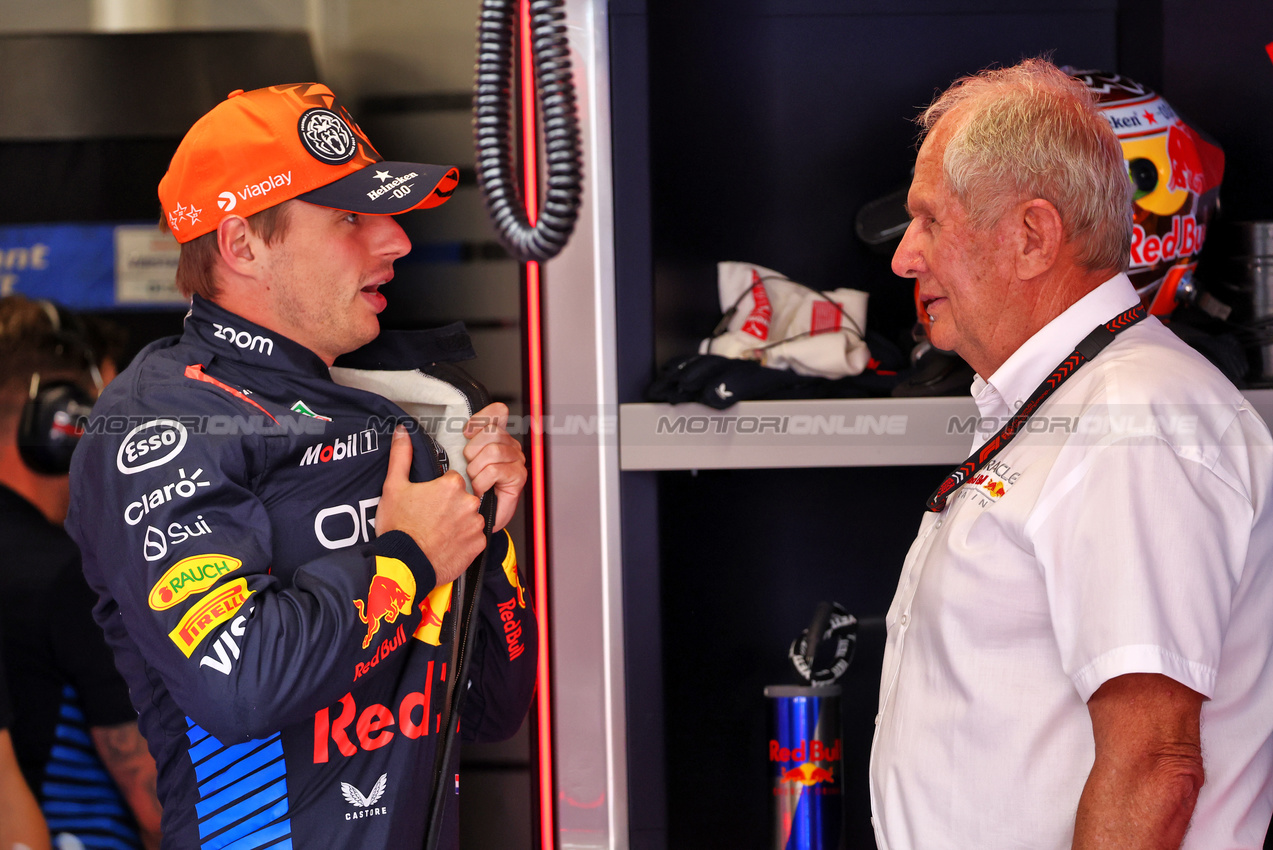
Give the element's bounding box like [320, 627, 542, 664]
[1016, 198, 1064, 281]
[216, 216, 260, 277]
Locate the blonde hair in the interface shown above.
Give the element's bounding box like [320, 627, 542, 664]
[918, 58, 1132, 273]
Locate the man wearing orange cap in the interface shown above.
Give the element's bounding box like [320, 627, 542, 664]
[64, 83, 537, 849]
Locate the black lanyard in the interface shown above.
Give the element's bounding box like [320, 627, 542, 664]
[926, 303, 1148, 512]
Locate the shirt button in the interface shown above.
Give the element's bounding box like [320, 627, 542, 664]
[871, 816, 877, 828]
[899, 613, 909, 627]
[874, 714, 880, 726]
[934, 518, 944, 529]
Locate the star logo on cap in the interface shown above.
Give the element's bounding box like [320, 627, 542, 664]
[166, 202, 203, 230]
[374, 170, 392, 182]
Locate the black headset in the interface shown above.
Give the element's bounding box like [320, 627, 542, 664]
[16, 301, 103, 476]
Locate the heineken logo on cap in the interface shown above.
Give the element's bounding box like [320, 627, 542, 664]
[298, 108, 358, 165]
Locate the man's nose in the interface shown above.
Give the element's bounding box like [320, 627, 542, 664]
[376, 215, 412, 260]
[891, 220, 924, 279]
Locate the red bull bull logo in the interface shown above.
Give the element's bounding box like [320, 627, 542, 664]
[967, 471, 1008, 501]
[781, 762, 836, 787]
[413, 582, 452, 646]
[353, 556, 417, 649]
[771, 738, 842, 799]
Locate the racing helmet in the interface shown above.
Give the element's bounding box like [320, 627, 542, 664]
[1069, 69, 1225, 317]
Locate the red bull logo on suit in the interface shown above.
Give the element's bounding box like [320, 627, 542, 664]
[353, 556, 417, 649]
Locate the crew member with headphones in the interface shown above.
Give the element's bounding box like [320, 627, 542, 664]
[0, 295, 162, 850]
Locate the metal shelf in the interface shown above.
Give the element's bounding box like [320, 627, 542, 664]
[618, 389, 1273, 471]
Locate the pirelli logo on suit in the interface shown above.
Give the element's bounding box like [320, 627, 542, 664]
[169, 578, 253, 657]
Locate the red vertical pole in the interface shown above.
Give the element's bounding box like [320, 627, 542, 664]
[519, 1, 555, 847]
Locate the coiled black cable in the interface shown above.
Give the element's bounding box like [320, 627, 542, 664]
[474, 0, 583, 262]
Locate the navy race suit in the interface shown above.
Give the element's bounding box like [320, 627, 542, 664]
[65, 295, 536, 850]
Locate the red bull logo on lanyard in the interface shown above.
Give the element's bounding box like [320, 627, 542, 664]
[1070, 70, 1225, 317]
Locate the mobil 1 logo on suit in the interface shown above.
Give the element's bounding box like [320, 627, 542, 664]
[300, 429, 379, 467]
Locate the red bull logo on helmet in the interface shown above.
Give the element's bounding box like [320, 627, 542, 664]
[1071, 68, 1224, 317]
[1130, 213, 1206, 269]
[353, 556, 417, 649]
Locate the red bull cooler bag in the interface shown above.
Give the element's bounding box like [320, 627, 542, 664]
[766, 684, 843, 850]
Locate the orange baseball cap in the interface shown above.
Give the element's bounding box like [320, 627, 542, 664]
[158, 82, 460, 243]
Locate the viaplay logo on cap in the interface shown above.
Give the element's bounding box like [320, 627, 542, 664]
[298, 108, 358, 165]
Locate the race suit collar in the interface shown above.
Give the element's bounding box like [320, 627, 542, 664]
[185, 295, 331, 378]
[335, 322, 476, 370]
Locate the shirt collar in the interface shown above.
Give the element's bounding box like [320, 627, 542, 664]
[184, 294, 331, 379]
[971, 273, 1140, 417]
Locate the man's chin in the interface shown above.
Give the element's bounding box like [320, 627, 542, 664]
[928, 326, 957, 354]
[354, 318, 382, 351]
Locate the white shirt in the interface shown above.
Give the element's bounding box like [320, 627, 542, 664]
[870, 274, 1273, 849]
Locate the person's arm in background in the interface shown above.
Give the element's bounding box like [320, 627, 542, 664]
[0, 644, 51, 850]
[91, 722, 162, 850]
[51, 545, 163, 850]
[0, 728, 51, 850]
